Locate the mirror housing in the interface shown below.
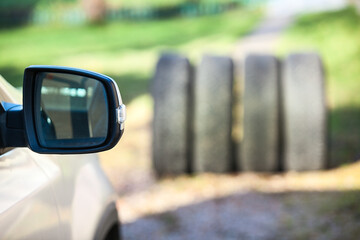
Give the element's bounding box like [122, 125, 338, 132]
[0, 65, 125, 154]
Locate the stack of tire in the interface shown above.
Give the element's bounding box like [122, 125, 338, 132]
[152, 53, 327, 177]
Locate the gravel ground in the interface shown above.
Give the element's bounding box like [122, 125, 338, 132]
[120, 190, 360, 240]
[122, 192, 285, 240]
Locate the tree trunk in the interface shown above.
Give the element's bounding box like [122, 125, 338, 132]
[81, 0, 106, 24]
[349, 0, 360, 14]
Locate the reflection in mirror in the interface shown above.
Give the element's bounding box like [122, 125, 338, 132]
[36, 72, 109, 148]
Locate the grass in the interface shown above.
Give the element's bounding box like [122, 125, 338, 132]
[319, 191, 360, 218]
[277, 190, 360, 240]
[278, 7, 360, 167]
[0, 7, 261, 104]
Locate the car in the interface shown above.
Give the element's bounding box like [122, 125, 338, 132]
[0, 65, 126, 240]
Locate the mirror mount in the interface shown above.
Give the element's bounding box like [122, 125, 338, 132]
[0, 102, 26, 148]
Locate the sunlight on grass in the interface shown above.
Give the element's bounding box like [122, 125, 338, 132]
[56, 50, 158, 76]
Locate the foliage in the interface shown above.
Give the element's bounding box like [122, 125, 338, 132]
[0, 0, 44, 28]
[0, 0, 40, 8]
[106, 0, 244, 8]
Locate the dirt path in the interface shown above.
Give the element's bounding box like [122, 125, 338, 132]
[233, 0, 347, 59]
[233, 16, 293, 59]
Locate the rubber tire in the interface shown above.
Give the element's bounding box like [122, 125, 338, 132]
[152, 53, 193, 176]
[193, 55, 234, 173]
[282, 53, 327, 171]
[241, 54, 281, 172]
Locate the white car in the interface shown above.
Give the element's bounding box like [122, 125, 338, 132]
[0, 66, 126, 240]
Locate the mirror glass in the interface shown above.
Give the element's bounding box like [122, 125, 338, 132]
[36, 72, 109, 148]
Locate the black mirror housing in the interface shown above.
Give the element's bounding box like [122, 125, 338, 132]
[20, 65, 125, 154]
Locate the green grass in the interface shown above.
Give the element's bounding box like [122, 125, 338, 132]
[278, 191, 360, 239]
[278, 7, 360, 166]
[319, 191, 360, 218]
[0, 8, 261, 103]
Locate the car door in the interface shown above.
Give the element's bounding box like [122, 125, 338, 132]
[0, 76, 62, 240]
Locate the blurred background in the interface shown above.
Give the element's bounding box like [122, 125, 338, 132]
[2, 0, 360, 238]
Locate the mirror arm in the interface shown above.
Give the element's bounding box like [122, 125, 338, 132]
[0, 102, 26, 148]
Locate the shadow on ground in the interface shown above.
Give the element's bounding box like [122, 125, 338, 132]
[122, 190, 360, 240]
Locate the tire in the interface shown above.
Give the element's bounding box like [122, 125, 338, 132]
[193, 55, 234, 173]
[152, 53, 193, 176]
[104, 224, 121, 240]
[240, 54, 281, 172]
[282, 53, 327, 171]
[94, 203, 121, 240]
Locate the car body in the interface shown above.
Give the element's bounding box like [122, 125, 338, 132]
[0, 67, 124, 239]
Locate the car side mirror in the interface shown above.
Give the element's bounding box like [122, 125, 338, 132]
[0, 65, 126, 154]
